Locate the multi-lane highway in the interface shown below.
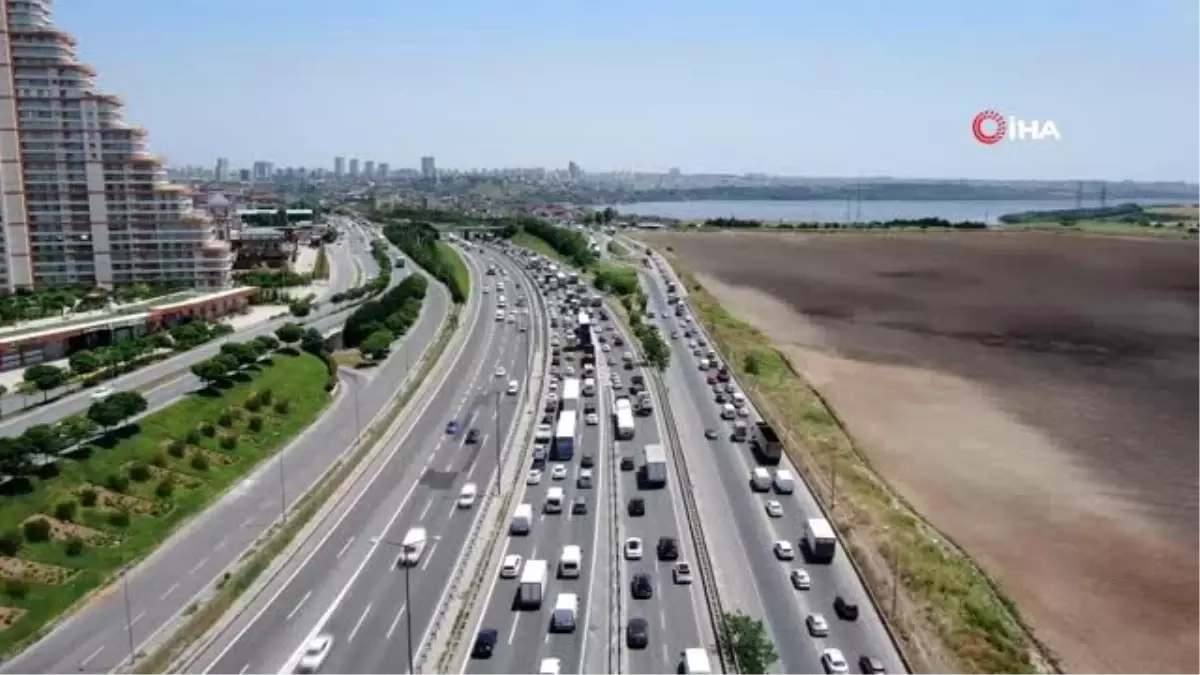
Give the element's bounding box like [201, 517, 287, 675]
[636, 244, 906, 674]
[188, 247, 542, 675]
[0, 232, 445, 675]
[462, 248, 707, 675]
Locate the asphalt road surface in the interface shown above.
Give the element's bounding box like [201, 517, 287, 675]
[190, 248, 541, 675]
[638, 251, 906, 674]
[0, 249, 446, 675]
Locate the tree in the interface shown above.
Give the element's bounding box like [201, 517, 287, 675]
[57, 414, 97, 448]
[69, 349, 102, 375]
[722, 611, 778, 674]
[360, 330, 393, 361]
[301, 328, 327, 356]
[0, 436, 33, 479]
[22, 424, 62, 456]
[254, 334, 280, 352]
[275, 323, 304, 347]
[192, 357, 232, 389]
[86, 399, 125, 433]
[220, 342, 258, 368]
[108, 391, 148, 425]
[24, 364, 67, 403]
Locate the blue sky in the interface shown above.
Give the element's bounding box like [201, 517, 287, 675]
[58, 0, 1198, 181]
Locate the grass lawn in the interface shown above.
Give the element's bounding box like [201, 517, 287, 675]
[0, 352, 331, 655]
[664, 253, 1040, 674]
[510, 232, 569, 264]
[1008, 219, 1198, 239]
[436, 241, 472, 299]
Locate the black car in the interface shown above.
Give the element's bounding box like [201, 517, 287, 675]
[704, 428, 719, 440]
[631, 573, 653, 599]
[657, 537, 679, 561]
[626, 617, 649, 649]
[580, 454, 594, 468]
[715, 393, 727, 404]
[835, 594, 860, 621]
[628, 497, 645, 516]
[571, 498, 588, 515]
[471, 628, 498, 659]
[620, 456, 636, 471]
[858, 656, 886, 674]
[466, 428, 481, 444]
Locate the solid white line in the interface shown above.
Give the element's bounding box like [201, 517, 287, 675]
[385, 605, 407, 640]
[285, 591, 312, 621]
[238, 663, 249, 675]
[507, 614, 521, 645]
[160, 583, 180, 600]
[336, 535, 356, 560]
[347, 602, 373, 643]
[80, 645, 105, 668]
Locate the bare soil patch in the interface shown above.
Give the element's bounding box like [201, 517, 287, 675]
[21, 516, 111, 546]
[79, 485, 160, 516]
[642, 230, 1198, 673]
[0, 557, 77, 585]
[0, 607, 26, 629]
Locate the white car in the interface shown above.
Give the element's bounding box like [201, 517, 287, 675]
[548, 380, 558, 392]
[821, 648, 850, 674]
[585, 412, 599, 426]
[624, 537, 643, 560]
[790, 568, 811, 590]
[90, 386, 113, 401]
[774, 540, 795, 560]
[737, 407, 750, 417]
[765, 500, 784, 518]
[526, 470, 543, 486]
[807, 613, 830, 637]
[500, 554, 523, 578]
[551, 464, 567, 480]
[295, 634, 333, 673]
[601, 343, 611, 353]
[539, 658, 562, 675]
[673, 561, 693, 584]
[457, 482, 478, 508]
[494, 366, 506, 378]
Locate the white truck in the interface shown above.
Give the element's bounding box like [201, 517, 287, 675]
[803, 518, 838, 563]
[773, 469, 796, 494]
[683, 648, 712, 674]
[614, 397, 636, 440]
[510, 503, 533, 535]
[561, 378, 580, 412]
[550, 593, 578, 632]
[518, 559, 548, 609]
[396, 527, 427, 566]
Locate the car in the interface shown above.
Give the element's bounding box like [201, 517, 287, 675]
[858, 656, 887, 674]
[834, 593, 860, 620]
[494, 366, 506, 378]
[774, 540, 795, 560]
[571, 498, 588, 515]
[466, 428, 481, 444]
[807, 613, 830, 637]
[624, 537, 643, 560]
[620, 456, 635, 471]
[715, 393, 727, 404]
[692, 347, 703, 356]
[626, 617, 649, 649]
[457, 483, 478, 508]
[539, 657, 562, 675]
[577, 468, 593, 488]
[471, 628, 499, 659]
[672, 562, 693, 584]
[500, 554, 523, 578]
[446, 421, 461, 435]
[670, 330, 679, 339]
[90, 386, 113, 401]
[585, 412, 599, 425]
[706, 375, 717, 385]
[526, 469, 542, 485]
[295, 634, 333, 673]
[551, 464, 567, 480]
[765, 500, 784, 518]
[630, 573, 654, 599]
[657, 537, 679, 561]
[627, 497, 645, 516]
[790, 568, 811, 590]
[737, 407, 750, 417]
[821, 648, 850, 674]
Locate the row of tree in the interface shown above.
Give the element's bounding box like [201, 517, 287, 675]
[382, 221, 468, 303]
[343, 274, 429, 350]
[508, 219, 597, 268]
[703, 216, 989, 230]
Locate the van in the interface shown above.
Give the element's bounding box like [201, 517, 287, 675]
[732, 392, 746, 408]
[773, 469, 795, 494]
[732, 420, 748, 442]
[683, 648, 712, 674]
[397, 527, 427, 566]
[510, 503, 533, 535]
[558, 545, 582, 578]
[720, 403, 735, 420]
[550, 593, 578, 633]
[750, 467, 772, 492]
[507, 379, 519, 395]
[545, 487, 564, 513]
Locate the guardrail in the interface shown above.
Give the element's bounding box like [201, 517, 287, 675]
[427, 251, 552, 673]
[606, 389, 624, 674]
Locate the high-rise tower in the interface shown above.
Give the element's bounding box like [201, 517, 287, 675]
[0, 0, 232, 290]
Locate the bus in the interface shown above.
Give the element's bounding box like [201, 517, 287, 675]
[614, 398, 635, 440]
[552, 410, 577, 460]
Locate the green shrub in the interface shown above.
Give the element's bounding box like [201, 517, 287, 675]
[217, 411, 235, 428]
[0, 530, 22, 556]
[259, 388, 274, 405]
[191, 454, 210, 472]
[244, 397, 262, 413]
[155, 480, 174, 498]
[128, 463, 152, 482]
[80, 488, 98, 507]
[185, 428, 202, 445]
[64, 538, 84, 557]
[22, 518, 51, 543]
[274, 399, 291, 415]
[53, 501, 77, 523]
[220, 434, 238, 450]
[149, 452, 167, 468]
[200, 422, 216, 438]
[167, 441, 186, 458]
[109, 510, 130, 528]
[248, 415, 264, 433]
[106, 474, 129, 493]
[5, 580, 28, 599]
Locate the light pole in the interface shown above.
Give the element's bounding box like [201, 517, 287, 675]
[493, 388, 502, 496]
[404, 563, 415, 674]
[277, 450, 287, 523]
[353, 380, 362, 442]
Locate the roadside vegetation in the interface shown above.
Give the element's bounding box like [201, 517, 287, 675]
[342, 274, 428, 358]
[436, 241, 471, 301]
[0, 283, 185, 329]
[378, 220, 468, 303]
[722, 611, 778, 673]
[311, 246, 330, 280]
[663, 253, 1043, 674]
[0, 337, 331, 655]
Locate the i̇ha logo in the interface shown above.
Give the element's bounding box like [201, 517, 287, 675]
[972, 110, 1061, 144]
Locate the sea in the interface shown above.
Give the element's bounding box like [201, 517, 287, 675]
[614, 198, 1188, 225]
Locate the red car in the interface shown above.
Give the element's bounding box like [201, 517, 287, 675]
[706, 375, 717, 385]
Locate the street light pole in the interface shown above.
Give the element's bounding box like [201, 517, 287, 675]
[404, 564, 415, 674]
[493, 388, 502, 496]
[890, 544, 901, 617]
[278, 450, 287, 523]
[353, 381, 362, 442]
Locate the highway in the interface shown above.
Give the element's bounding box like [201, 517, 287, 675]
[189, 247, 542, 675]
[0, 237, 447, 674]
[0, 226, 382, 433]
[462, 252, 706, 675]
[637, 247, 906, 674]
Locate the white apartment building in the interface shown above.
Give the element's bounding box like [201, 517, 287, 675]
[0, 0, 232, 291]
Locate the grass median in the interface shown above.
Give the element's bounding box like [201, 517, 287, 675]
[663, 254, 1047, 674]
[436, 242, 471, 300]
[0, 352, 331, 657]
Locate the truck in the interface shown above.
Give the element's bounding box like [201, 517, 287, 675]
[518, 559, 548, 609]
[614, 398, 636, 440]
[773, 469, 796, 494]
[560, 378, 580, 413]
[802, 518, 838, 563]
[575, 311, 592, 347]
[751, 421, 783, 465]
[682, 648, 712, 674]
[396, 527, 427, 566]
[552, 411, 577, 461]
[641, 443, 668, 489]
[550, 593, 578, 632]
[510, 503, 533, 535]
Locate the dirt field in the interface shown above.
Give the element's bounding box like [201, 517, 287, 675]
[638, 230, 1199, 673]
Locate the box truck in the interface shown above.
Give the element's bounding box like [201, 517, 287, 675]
[642, 443, 668, 489]
[803, 518, 838, 563]
[518, 560, 548, 609]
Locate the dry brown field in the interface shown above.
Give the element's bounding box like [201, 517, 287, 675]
[638, 229, 1198, 673]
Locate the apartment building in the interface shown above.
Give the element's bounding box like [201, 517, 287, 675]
[0, 0, 233, 291]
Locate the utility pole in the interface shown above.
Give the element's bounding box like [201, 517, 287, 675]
[404, 564, 416, 674]
[115, 536, 135, 670]
[494, 388, 502, 496]
[353, 381, 362, 442]
[891, 544, 901, 616]
[277, 450, 287, 523]
[829, 453, 839, 517]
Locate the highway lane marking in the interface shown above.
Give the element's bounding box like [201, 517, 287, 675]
[238, 663, 250, 675]
[80, 645, 105, 669]
[160, 583, 180, 600]
[385, 605, 407, 640]
[419, 538, 441, 570]
[131, 610, 146, 626]
[336, 535, 356, 559]
[187, 556, 211, 576]
[418, 500, 433, 521]
[286, 590, 313, 621]
[507, 612, 522, 645]
[347, 602, 373, 644]
[214, 536, 229, 552]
